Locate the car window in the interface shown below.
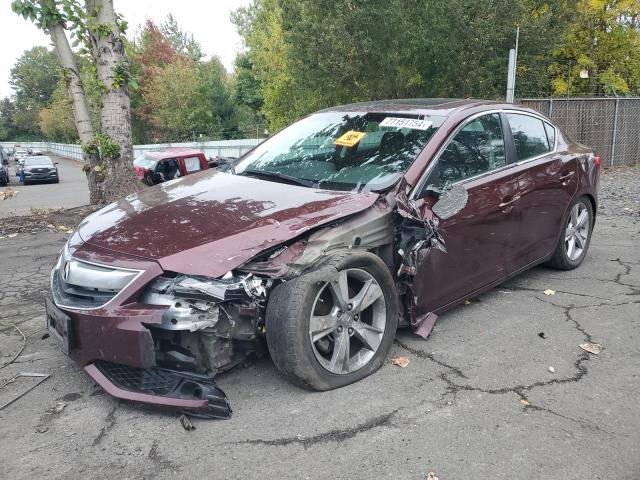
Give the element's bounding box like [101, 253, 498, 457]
[235, 111, 445, 192]
[544, 121, 556, 148]
[425, 113, 506, 186]
[506, 113, 551, 161]
[183, 156, 202, 173]
[24, 157, 53, 167]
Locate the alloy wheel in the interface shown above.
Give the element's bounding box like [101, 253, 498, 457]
[308, 268, 386, 374]
[565, 202, 590, 261]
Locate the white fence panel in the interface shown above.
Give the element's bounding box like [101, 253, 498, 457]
[1, 139, 263, 162]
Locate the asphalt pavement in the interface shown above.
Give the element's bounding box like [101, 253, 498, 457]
[0, 166, 638, 480]
[0, 155, 89, 218]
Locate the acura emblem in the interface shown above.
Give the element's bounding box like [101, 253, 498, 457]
[62, 261, 71, 282]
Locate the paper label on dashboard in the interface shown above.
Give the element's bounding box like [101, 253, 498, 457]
[334, 130, 367, 148]
[379, 117, 433, 130]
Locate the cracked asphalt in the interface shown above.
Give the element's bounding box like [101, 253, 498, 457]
[0, 167, 639, 480]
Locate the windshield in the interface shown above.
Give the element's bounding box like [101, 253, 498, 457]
[133, 154, 158, 170]
[235, 111, 444, 192]
[24, 157, 53, 167]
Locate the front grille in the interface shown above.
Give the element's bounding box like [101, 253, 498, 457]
[94, 361, 232, 418]
[51, 251, 141, 310]
[52, 267, 119, 309]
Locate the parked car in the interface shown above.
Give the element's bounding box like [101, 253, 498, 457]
[133, 148, 209, 185]
[0, 146, 9, 166]
[14, 148, 29, 163]
[21, 156, 59, 185]
[46, 99, 599, 417]
[0, 161, 9, 186]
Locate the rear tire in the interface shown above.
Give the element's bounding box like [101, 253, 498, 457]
[548, 196, 594, 270]
[265, 252, 398, 391]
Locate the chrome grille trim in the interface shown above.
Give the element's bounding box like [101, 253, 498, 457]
[51, 248, 144, 311]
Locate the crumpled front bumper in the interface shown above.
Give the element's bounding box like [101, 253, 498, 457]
[51, 301, 231, 418]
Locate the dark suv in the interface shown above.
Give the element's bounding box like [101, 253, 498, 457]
[0, 162, 9, 186]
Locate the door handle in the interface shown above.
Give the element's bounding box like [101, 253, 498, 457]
[559, 171, 575, 183]
[499, 194, 521, 209]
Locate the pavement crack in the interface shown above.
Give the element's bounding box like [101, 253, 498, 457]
[394, 339, 467, 379]
[92, 401, 118, 446]
[147, 439, 178, 472]
[233, 410, 398, 448]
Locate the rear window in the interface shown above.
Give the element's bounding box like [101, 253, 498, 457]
[24, 157, 53, 167]
[506, 113, 551, 161]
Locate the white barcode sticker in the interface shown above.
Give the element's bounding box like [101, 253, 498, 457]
[379, 117, 433, 130]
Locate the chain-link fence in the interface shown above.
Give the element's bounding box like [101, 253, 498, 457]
[519, 98, 640, 167]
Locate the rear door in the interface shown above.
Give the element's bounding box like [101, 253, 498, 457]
[410, 112, 522, 317]
[503, 113, 579, 270]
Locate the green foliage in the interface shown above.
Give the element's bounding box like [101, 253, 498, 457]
[233, 0, 565, 130]
[38, 80, 78, 142]
[7, 46, 62, 137]
[550, 0, 640, 96]
[82, 133, 121, 158]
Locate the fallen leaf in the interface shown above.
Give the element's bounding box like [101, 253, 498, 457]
[543, 289, 556, 295]
[390, 356, 410, 368]
[519, 399, 530, 406]
[426, 472, 439, 480]
[579, 342, 602, 355]
[45, 401, 67, 415]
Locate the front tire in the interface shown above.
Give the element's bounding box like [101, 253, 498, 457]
[548, 196, 594, 270]
[265, 252, 398, 391]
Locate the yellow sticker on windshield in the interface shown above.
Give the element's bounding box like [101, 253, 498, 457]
[334, 130, 366, 148]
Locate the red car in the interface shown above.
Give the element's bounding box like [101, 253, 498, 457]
[133, 147, 208, 185]
[46, 99, 599, 417]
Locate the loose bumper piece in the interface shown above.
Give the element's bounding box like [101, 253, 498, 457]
[86, 361, 232, 419]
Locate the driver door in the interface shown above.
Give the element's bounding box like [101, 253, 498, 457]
[410, 112, 523, 317]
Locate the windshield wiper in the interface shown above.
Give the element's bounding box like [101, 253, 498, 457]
[240, 168, 316, 188]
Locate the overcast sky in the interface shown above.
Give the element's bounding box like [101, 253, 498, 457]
[0, 0, 252, 99]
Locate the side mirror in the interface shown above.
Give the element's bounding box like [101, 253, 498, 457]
[431, 184, 468, 220]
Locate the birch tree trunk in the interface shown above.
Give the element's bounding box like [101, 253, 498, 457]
[48, 22, 103, 204]
[86, 0, 140, 202]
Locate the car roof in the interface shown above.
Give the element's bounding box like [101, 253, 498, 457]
[318, 98, 536, 117]
[144, 148, 203, 160]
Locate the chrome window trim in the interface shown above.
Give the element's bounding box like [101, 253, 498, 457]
[51, 253, 145, 311]
[411, 109, 558, 199]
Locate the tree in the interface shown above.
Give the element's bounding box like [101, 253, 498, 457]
[39, 80, 78, 142]
[9, 46, 61, 136]
[161, 13, 204, 62]
[550, 0, 640, 96]
[233, 0, 576, 127]
[12, 0, 140, 204]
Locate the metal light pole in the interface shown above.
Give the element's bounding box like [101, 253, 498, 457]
[506, 26, 520, 103]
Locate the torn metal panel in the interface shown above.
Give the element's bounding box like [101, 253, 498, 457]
[240, 197, 396, 279]
[413, 312, 438, 339]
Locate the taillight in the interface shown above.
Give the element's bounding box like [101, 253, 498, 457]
[593, 155, 601, 168]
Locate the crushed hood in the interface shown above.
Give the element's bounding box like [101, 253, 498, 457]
[77, 170, 378, 277]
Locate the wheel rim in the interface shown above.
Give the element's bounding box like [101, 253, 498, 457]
[565, 202, 590, 261]
[308, 268, 386, 375]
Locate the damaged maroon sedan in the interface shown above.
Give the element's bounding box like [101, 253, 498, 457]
[46, 99, 599, 418]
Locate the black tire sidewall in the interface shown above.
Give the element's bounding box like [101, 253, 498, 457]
[267, 252, 398, 391]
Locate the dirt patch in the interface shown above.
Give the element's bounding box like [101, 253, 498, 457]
[0, 205, 100, 237]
